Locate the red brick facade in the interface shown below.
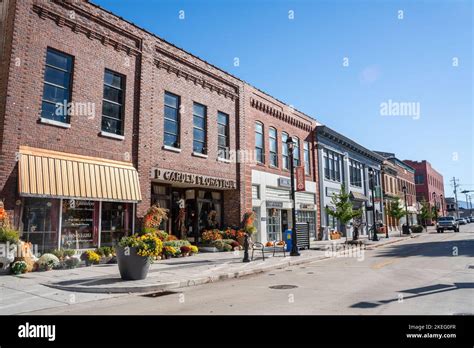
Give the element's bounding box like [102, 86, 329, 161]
[0, 0, 320, 233]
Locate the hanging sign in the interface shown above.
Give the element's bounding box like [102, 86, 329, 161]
[296, 166, 306, 192]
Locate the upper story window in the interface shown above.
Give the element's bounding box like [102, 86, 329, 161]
[269, 127, 278, 167]
[255, 122, 264, 164]
[293, 137, 300, 167]
[41, 48, 73, 124]
[282, 132, 289, 170]
[217, 111, 229, 159]
[303, 141, 310, 175]
[102, 70, 125, 135]
[323, 149, 341, 182]
[349, 159, 363, 187]
[415, 174, 424, 184]
[193, 103, 207, 154]
[164, 92, 180, 148]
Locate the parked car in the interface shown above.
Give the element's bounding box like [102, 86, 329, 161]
[468, 217, 474, 223]
[436, 216, 459, 233]
[456, 218, 467, 225]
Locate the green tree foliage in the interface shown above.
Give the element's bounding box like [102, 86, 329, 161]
[325, 184, 362, 239]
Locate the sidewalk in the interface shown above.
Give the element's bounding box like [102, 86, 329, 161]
[1, 232, 425, 295]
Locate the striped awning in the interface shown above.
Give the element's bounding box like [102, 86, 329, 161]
[18, 146, 141, 202]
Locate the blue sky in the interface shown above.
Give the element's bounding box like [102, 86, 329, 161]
[94, 0, 473, 197]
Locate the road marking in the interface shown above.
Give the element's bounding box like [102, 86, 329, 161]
[372, 259, 397, 270]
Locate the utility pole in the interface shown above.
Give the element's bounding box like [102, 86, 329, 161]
[451, 177, 460, 218]
[460, 190, 474, 217]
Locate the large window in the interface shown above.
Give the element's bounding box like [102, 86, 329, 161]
[255, 122, 264, 164]
[102, 69, 125, 135]
[293, 137, 300, 167]
[415, 174, 424, 184]
[267, 208, 281, 241]
[193, 103, 207, 154]
[282, 132, 289, 170]
[323, 149, 341, 182]
[269, 127, 278, 167]
[349, 159, 363, 187]
[61, 200, 97, 250]
[217, 111, 229, 159]
[303, 141, 310, 175]
[21, 198, 59, 254]
[41, 48, 73, 123]
[100, 202, 132, 247]
[164, 92, 180, 148]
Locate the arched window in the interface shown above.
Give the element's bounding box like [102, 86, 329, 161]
[255, 122, 264, 164]
[269, 127, 278, 167]
[282, 132, 289, 170]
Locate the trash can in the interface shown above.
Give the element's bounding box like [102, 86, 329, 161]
[283, 229, 292, 252]
[402, 224, 410, 234]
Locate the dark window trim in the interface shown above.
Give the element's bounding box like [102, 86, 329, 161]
[193, 101, 207, 154]
[164, 91, 181, 148]
[101, 68, 126, 136]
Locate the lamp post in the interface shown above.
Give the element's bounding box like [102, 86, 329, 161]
[432, 192, 438, 223]
[368, 168, 378, 241]
[440, 194, 444, 216]
[402, 185, 410, 234]
[286, 136, 300, 256]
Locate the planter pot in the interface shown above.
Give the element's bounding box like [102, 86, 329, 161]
[116, 246, 150, 280]
[0, 242, 17, 270]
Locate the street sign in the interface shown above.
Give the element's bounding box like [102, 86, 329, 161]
[296, 166, 305, 192]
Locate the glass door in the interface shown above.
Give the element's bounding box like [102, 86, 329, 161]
[267, 208, 281, 241]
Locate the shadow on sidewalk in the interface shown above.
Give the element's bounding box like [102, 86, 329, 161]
[374, 238, 474, 258]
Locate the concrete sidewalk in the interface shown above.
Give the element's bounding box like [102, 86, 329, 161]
[1, 232, 424, 295]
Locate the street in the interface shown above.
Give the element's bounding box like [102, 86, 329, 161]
[26, 226, 474, 315]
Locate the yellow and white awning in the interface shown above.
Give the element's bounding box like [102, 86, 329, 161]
[18, 146, 141, 202]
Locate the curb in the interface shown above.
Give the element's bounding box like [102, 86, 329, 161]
[43, 233, 420, 294]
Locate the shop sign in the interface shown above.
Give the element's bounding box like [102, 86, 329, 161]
[266, 201, 283, 208]
[152, 168, 237, 189]
[299, 203, 315, 210]
[296, 166, 305, 192]
[278, 177, 291, 188]
[326, 187, 340, 197]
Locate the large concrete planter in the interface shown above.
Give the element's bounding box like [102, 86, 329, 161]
[116, 246, 150, 280]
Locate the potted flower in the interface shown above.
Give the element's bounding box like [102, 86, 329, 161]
[37, 253, 60, 271]
[189, 245, 199, 255]
[116, 232, 163, 280]
[0, 202, 19, 271]
[11, 260, 27, 275]
[81, 250, 101, 266]
[180, 245, 191, 257]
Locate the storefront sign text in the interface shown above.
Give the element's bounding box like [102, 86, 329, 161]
[266, 201, 284, 208]
[152, 168, 237, 189]
[278, 178, 291, 188]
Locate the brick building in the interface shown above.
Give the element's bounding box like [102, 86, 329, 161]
[403, 160, 445, 221]
[0, 0, 320, 250]
[376, 152, 417, 229]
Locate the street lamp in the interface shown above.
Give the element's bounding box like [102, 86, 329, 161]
[440, 194, 444, 216]
[402, 185, 410, 234]
[368, 168, 378, 241]
[286, 136, 300, 256]
[432, 192, 438, 223]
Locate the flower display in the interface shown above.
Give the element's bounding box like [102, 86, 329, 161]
[119, 232, 164, 259]
[143, 205, 169, 229]
[37, 253, 60, 271]
[81, 250, 101, 264]
[11, 260, 27, 275]
[164, 245, 178, 256]
[189, 245, 199, 254]
[201, 230, 223, 242]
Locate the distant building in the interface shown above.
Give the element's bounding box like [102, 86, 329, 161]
[403, 160, 445, 223]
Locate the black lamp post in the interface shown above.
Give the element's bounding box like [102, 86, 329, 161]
[368, 168, 378, 241]
[432, 192, 438, 223]
[402, 185, 410, 233]
[286, 136, 300, 256]
[440, 194, 444, 216]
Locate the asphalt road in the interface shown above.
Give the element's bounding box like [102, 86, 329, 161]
[29, 225, 474, 315]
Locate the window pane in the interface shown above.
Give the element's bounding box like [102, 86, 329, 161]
[193, 128, 205, 142]
[218, 135, 227, 147]
[193, 103, 206, 117]
[45, 66, 70, 87]
[193, 140, 204, 153]
[41, 101, 67, 123]
[103, 85, 122, 104]
[164, 119, 178, 135]
[164, 133, 178, 147]
[102, 117, 122, 135]
[218, 113, 228, 125]
[164, 92, 178, 108]
[164, 105, 178, 121]
[269, 138, 276, 152]
[193, 115, 205, 129]
[43, 84, 69, 104]
[104, 71, 122, 88]
[102, 100, 122, 119]
[46, 49, 72, 71]
[269, 128, 276, 138]
[218, 124, 227, 136]
[256, 133, 263, 147]
[255, 122, 263, 133]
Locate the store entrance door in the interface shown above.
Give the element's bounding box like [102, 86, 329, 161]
[171, 189, 197, 240]
[281, 210, 289, 232]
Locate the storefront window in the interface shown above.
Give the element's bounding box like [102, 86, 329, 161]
[197, 190, 222, 232]
[61, 200, 97, 250]
[21, 198, 59, 253]
[101, 202, 132, 247]
[267, 208, 281, 241]
[297, 210, 316, 239]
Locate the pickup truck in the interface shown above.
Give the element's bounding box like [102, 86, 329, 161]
[436, 216, 459, 233]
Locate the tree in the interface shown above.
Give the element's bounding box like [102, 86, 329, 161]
[418, 199, 433, 230]
[388, 198, 406, 236]
[325, 184, 362, 241]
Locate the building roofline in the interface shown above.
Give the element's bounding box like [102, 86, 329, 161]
[374, 151, 415, 173]
[316, 126, 385, 164]
[87, 0, 317, 123]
